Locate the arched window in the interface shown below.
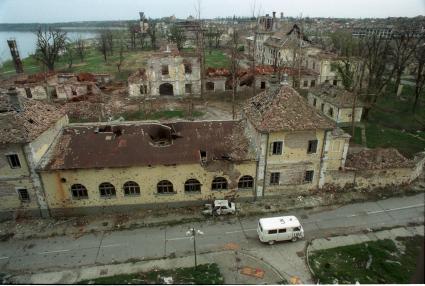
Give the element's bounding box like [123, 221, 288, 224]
[123, 181, 140, 196]
[184, 179, 201, 192]
[99, 182, 116, 198]
[71, 184, 88, 199]
[211, 177, 228, 191]
[157, 180, 174, 194]
[238, 176, 254, 189]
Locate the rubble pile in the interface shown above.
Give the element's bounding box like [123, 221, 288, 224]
[345, 148, 414, 170]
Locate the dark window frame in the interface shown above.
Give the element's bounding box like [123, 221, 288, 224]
[185, 83, 192, 94]
[184, 179, 201, 192]
[238, 175, 254, 189]
[211, 177, 228, 191]
[99, 182, 116, 198]
[307, 140, 318, 154]
[123, 181, 141, 196]
[161, 65, 169, 75]
[6, 154, 21, 169]
[270, 172, 280, 185]
[184, 63, 192, 74]
[157, 180, 174, 194]
[272, 141, 283, 155]
[305, 170, 314, 183]
[71, 184, 88, 199]
[17, 188, 30, 202]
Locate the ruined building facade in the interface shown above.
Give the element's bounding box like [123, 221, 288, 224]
[0, 81, 423, 219]
[128, 46, 201, 97]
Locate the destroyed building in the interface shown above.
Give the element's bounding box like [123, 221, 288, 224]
[307, 83, 365, 124]
[128, 45, 201, 97]
[0, 72, 106, 101]
[0, 90, 68, 219]
[0, 79, 423, 219]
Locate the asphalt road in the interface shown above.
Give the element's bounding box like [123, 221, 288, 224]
[0, 193, 423, 274]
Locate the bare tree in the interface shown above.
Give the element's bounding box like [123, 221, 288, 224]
[105, 30, 114, 55]
[205, 26, 215, 54]
[168, 25, 187, 50]
[64, 42, 75, 70]
[75, 37, 86, 62]
[148, 20, 157, 49]
[128, 23, 138, 50]
[116, 35, 125, 73]
[389, 29, 422, 95]
[361, 34, 395, 120]
[97, 30, 109, 62]
[230, 28, 240, 120]
[413, 44, 425, 112]
[34, 27, 67, 71]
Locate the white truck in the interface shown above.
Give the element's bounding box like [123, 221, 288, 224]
[257, 215, 304, 245]
[202, 200, 236, 216]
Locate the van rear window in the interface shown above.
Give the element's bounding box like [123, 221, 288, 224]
[278, 228, 286, 233]
[268, 229, 277, 234]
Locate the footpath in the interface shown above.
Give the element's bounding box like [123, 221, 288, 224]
[8, 225, 424, 285]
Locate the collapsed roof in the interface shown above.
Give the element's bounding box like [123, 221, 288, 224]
[310, 83, 366, 108]
[42, 120, 254, 171]
[243, 83, 335, 132]
[0, 92, 66, 144]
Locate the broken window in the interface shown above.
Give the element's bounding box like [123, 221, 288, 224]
[185, 84, 192, 94]
[321, 103, 325, 112]
[98, 125, 112, 133]
[305, 170, 314, 183]
[333, 80, 338, 86]
[238, 175, 254, 189]
[270, 172, 280, 185]
[162, 65, 169, 75]
[99, 182, 116, 198]
[17, 188, 30, 202]
[211, 177, 228, 191]
[123, 181, 140, 196]
[184, 179, 201, 192]
[272, 141, 283, 155]
[310, 80, 316, 87]
[184, 63, 192, 74]
[200, 150, 207, 163]
[313, 98, 317, 107]
[260, 81, 266, 89]
[328, 107, 334, 117]
[25, 87, 32, 98]
[6, 154, 21, 169]
[324, 79, 329, 84]
[140, 85, 148, 95]
[157, 180, 174, 194]
[307, 140, 318, 154]
[71, 184, 88, 199]
[206, 82, 215, 91]
[303, 80, 308, 87]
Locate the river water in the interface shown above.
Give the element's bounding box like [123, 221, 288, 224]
[0, 31, 98, 64]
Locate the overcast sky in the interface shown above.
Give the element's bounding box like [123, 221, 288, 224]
[0, 0, 424, 23]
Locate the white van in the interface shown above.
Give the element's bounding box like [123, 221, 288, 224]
[257, 216, 304, 245]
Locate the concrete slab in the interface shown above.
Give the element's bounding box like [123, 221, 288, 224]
[389, 227, 411, 238]
[374, 230, 393, 240]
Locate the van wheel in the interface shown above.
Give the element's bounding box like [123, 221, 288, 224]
[291, 237, 298, 242]
[268, 240, 275, 245]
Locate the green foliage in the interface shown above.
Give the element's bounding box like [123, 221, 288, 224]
[310, 236, 424, 284]
[168, 25, 186, 50]
[205, 49, 230, 68]
[79, 263, 224, 284]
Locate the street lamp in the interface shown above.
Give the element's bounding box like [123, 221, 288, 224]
[186, 227, 204, 268]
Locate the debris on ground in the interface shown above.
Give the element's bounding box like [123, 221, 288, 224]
[240, 266, 265, 279]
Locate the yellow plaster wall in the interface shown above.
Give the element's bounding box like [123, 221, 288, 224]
[0, 179, 39, 211]
[338, 107, 363, 123]
[0, 144, 30, 179]
[41, 161, 256, 209]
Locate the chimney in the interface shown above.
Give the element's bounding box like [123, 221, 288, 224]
[7, 87, 22, 112]
[272, 12, 276, 19]
[280, 12, 284, 19]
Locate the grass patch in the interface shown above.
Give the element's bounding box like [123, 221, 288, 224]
[0, 47, 152, 80]
[205, 49, 230, 68]
[79, 263, 224, 284]
[365, 123, 425, 158]
[310, 236, 424, 284]
[342, 126, 363, 145]
[119, 109, 203, 121]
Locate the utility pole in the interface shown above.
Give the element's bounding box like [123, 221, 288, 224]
[186, 227, 204, 268]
